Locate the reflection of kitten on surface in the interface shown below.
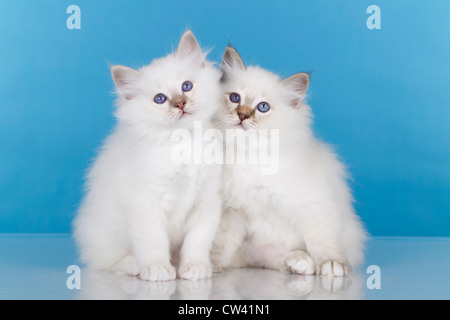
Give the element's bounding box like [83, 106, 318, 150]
[212, 47, 367, 277]
[210, 268, 364, 300]
[77, 269, 363, 300]
[77, 270, 212, 300]
[73, 30, 222, 282]
[78, 270, 177, 300]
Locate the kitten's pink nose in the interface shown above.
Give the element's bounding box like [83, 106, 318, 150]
[175, 100, 186, 111]
[238, 112, 250, 122]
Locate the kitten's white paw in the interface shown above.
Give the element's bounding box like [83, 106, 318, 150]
[178, 263, 212, 280]
[139, 264, 176, 282]
[113, 255, 139, 277]
[285, 251, 315, 275]
[317, 260, 348, 277]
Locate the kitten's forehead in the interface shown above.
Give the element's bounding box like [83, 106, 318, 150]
[226, 66, 282, 100]
[139, 54, 201, 91]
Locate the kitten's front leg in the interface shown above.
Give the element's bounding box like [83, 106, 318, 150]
[178, 189, 222, 280]
[302, 211, 350, 277]
[210, 207, 247, 271]
[129, 205, 176, 282]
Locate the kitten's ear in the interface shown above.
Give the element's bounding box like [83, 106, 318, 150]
[282, 72, 310, 107]
[176, 30, 205, 66]
[220, 46, 245, 82]
[110, 65, 141, 100]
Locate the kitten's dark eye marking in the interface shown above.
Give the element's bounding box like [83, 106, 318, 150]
[154, 94, 167, 104]
[229, 93, 240, 103]
[182, 81, 193, 92]
[257, 102, 270, 113]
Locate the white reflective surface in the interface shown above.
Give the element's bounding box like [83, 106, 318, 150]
[0, 234, 449, 300]
[76, 268, 364, 300]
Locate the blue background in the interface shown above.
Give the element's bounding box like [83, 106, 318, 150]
[0, 0, 449, 236]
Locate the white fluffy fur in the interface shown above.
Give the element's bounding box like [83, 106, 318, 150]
[212, 47, 367, 276]
[73, 31, 222, 281]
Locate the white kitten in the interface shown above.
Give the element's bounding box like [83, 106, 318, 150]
[211, 47, 367, 277]
[73, 31, 222, 281]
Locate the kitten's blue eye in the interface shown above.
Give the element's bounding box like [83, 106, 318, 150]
[154, 94, 167, 104]
[257, 102, 270, 113]
[229, 93, 240, 103]
[182, 81, 193, 92]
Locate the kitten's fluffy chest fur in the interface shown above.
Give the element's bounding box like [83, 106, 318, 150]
[220, 136, 345, 254]
[109, 127, 209, 222]
[222, 139, 321, 214]
[217, 133, 365, 269]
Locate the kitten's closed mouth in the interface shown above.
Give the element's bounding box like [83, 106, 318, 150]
[234, 122, 247, 130]
[179, 111, 191, 119]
